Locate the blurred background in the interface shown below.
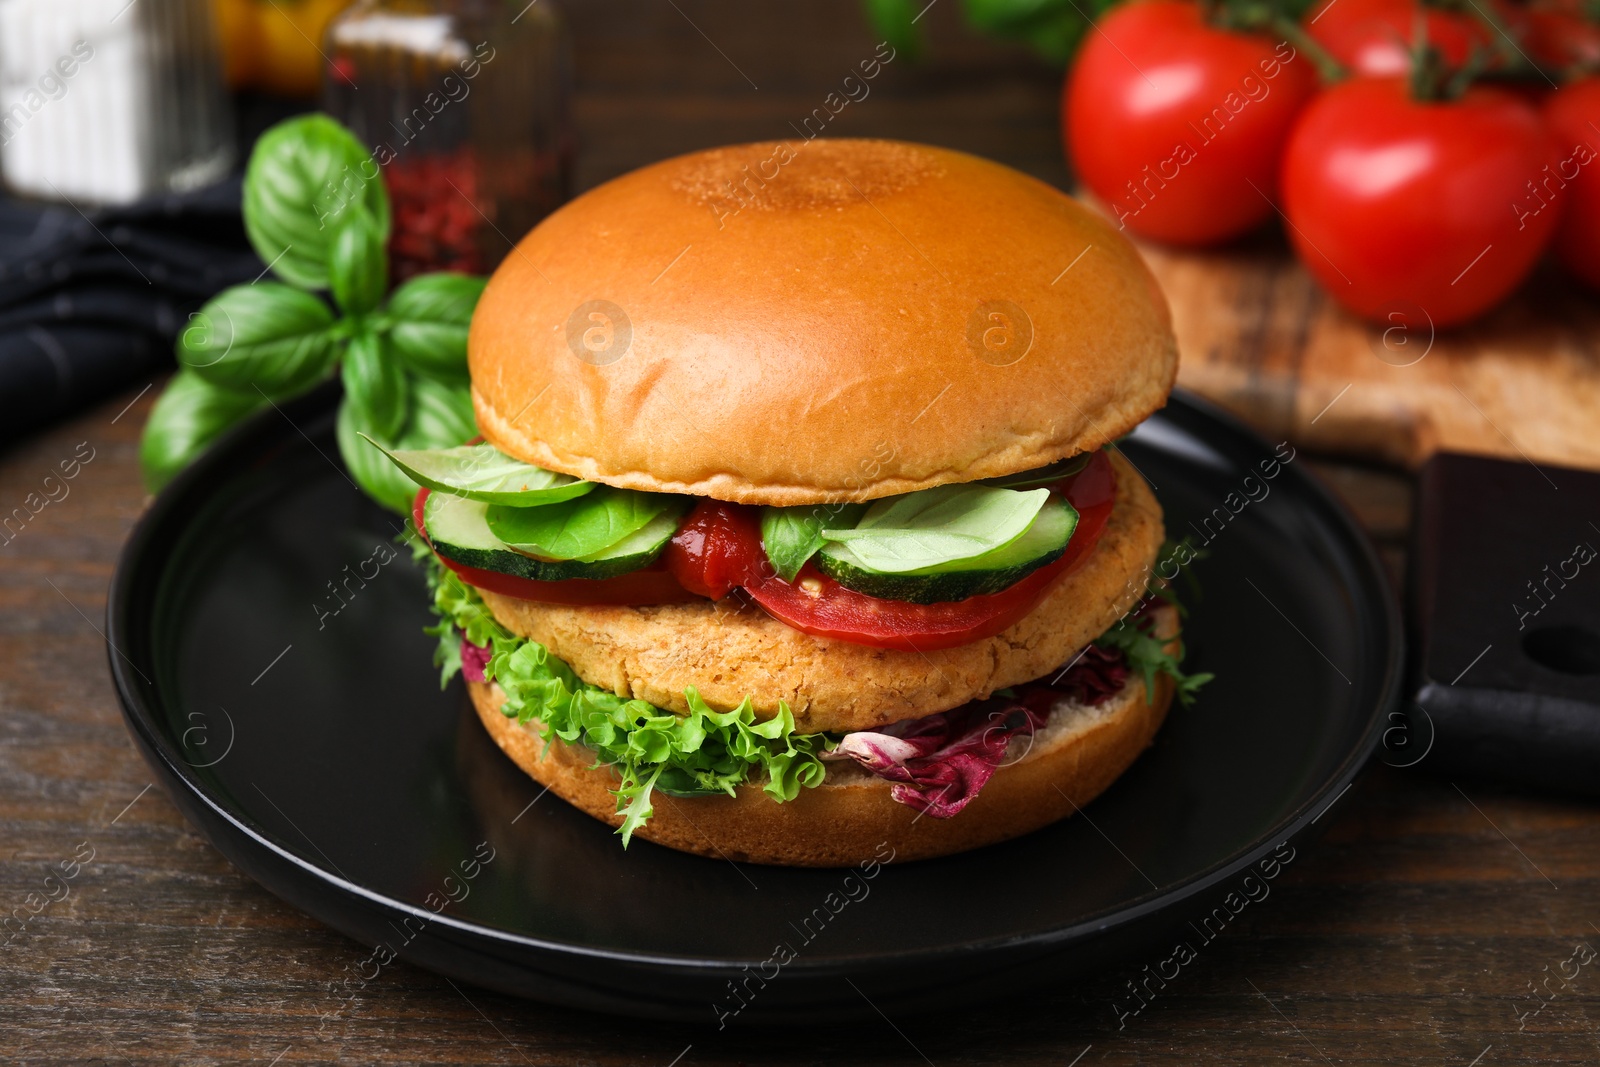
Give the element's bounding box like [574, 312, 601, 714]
[3, 0, 1598, 476]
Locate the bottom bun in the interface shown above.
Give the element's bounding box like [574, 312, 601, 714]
[469, 604, 1179, 868]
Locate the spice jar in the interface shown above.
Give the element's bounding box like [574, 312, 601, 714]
[322, 0, 572, 281]
[0, 0, 234, 204]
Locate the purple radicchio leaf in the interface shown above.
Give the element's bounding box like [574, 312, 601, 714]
[461, 635, 492, 683]
[824, 644, 1130, 817]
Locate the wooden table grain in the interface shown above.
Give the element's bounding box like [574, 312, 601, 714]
[4, 3, 1598, 1063]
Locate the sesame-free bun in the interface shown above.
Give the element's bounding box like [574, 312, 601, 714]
[478, 451, 1163, 734]
[469, 139, 1176, 506]
[468, 604, 1179, 867]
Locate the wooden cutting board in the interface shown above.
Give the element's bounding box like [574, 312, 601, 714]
[1136, 235, 1600, 473]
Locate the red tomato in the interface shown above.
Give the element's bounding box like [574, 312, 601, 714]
[1280, 78, 1559, 327]
[1064, 0, 1320, 245]
[1304, 0, 1502, 78]
[1525, 0, 1600, 73]
[413, 488, 700, 605]
[734, 452, 1118, 652]
[1544, 78, 1600, 289]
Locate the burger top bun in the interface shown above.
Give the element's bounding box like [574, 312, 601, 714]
[469, 139, 1176, 506]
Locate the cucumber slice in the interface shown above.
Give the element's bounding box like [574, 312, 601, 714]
[361, 435, 594, 507]
[424, 492, 680, 581]
[816, 498, 1078, 603]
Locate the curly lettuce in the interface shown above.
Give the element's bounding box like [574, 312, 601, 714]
[425, 560, 830, 843]
[1094, 619, 1212, 709]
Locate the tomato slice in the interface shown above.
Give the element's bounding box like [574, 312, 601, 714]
[436, 555, 701, 606]
[740, 559, 1060, 652]
[412, 488, 701, 605]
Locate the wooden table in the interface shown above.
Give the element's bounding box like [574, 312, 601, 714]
[4, 2, 1598, 1063]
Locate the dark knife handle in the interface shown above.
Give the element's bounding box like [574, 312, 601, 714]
[1404, 452, 1600, 796]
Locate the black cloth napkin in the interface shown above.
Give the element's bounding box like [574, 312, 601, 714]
[0, 178, 264, 447]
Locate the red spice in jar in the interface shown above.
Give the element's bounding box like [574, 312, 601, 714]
[384, 149, 487, 281]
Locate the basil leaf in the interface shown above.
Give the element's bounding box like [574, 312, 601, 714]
[178, 283, 338, 396]
[341, 330, 408, 441]
[385, 273, 486, 381]
[403, 376, 477, 448]
[821, 484, 1050, 573]
[363, 439, 595, 507]
[486, 487, 686, 561]
[337, 377, 479, 514]
[761, 502, 867, 582]
[242, 114, 390, 290]
[139, 371, 267, 491]
[983, 453, 1090, 490]
[336, 396, 417, 515]
[328, 204, 387, 316]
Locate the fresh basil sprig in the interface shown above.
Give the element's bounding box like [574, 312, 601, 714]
[141, 114, 490, 511]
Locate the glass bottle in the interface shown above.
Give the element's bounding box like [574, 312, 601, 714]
[322, 0, 572, 281]
[0, 0, 234, 204]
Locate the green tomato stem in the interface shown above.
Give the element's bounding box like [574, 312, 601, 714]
[1271, 13, 1346, 83]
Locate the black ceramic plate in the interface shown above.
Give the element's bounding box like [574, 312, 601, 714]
[107, 384, 1401, 1023]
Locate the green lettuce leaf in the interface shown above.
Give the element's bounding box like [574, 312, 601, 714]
[425, 559, 830, 844]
